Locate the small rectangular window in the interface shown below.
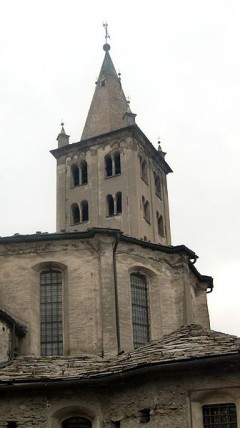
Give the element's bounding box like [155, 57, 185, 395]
[202, 403, 237, 428]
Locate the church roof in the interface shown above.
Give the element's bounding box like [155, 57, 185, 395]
[81, 44, 136, 140]
[0, 325, 239, 386]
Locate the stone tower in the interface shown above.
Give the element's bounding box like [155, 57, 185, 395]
[51, 42, 172, 245]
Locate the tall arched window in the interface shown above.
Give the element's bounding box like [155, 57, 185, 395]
[114, 151, 121, 175]
[105, 154, 112, 177]
[157, 213, 164, 236]
[130, 273, 149, 348]
[81, 200, 89, 222]
[71, 203, 80, 225]
[116, 192, 122, 214]
[106, 194, 114, 216]
[40, 270, 63, 356]
[62, 417, 92, 428]
[81, 160, 88, 185]
[71, 164, 79, 187]
[141, 159, 148, 184]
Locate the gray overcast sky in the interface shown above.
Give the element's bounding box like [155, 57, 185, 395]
[0, 0, 240, 335]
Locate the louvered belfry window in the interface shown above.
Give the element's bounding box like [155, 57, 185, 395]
[130, 273, 149, 348]
[202, 403, 237, 428]
[40, 270, 63, 356]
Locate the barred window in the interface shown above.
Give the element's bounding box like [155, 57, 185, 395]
[130, 273, 149, 348]
[40, 270, 63, 356]
[62, 417, 92, 428]
[202, 403, 237, 428]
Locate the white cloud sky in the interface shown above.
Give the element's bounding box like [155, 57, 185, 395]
[0, 0, 240, 335]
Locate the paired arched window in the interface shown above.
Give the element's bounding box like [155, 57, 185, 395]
[71, 201, 89, 225]
[130, 273, 149, 348]
[105, 151, 121, 177]
[71, 161, 88, 187]
[62, 417, 92, 428]
[140, 157, 148, 184]
[40, 270, 63, 356]
[142, 196, 150, 223]
[154, 172, 162, 198]
[157, 212, 164, 236]
[106, 192, 122, 217]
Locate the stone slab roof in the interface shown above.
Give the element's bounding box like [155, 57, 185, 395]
[0, 325, 239, 385]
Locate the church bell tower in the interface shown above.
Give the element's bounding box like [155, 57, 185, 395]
[51, 34, 172, 245]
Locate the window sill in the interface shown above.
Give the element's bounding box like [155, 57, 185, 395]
[105, 173, 121, 180]
[141, 177, 149, 186]
[70, 183, 88, 189]
[143, 216, 151, 225]
[106, 213, 122, 218]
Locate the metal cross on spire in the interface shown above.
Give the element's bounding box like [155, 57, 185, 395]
[103, 22, 110, 44]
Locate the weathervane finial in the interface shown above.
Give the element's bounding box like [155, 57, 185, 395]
[103, 22, 110, 44]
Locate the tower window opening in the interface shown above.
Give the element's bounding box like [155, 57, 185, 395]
[62, 417, 92, 428]
[116, 192, 122, 214]
[81, 160, 88, 185]
[139, 409, 150, 423]
[143, 200, 150, 223]
[105, 154, 113, 177]
[202, 403, 237, 428]
[114, 151, 121, 175]
[81, 200, 89, 222]
[141, 159, 148, 184]
[7, 423, 18, 428]
[154, 173, 162, 198]
[130, 273, 149, 348]
[157, 213, 164, 236]
[111, 422, 121, 428]
[71, 203, 80, 225]
[71, 164, 80, 187]
[107, 194, 114, 216]
[40, 270, 63, 356]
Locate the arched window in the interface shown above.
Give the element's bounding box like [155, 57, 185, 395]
[106, 194, 114, 216]
[154, 174, 161, 198]
[40, 270, 63, 356]
[105, 154, 112, 177]
[71, 203, 80, 225]
[114, 151, 121, 175]
[157, 213, 164, 236]
[143, 200, 150, 223]
[71, 164, 79, 187]
[81, 160, 88, 185]
[130, 273, 149, 348]
[81, 200, 89, 222]
[141, 159, 148, 184]
[62, 417, 92, 428]
[116, 192, 122, 214]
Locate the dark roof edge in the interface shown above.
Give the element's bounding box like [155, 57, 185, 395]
[0, 309, 27, 337]
[189, 262, 214, 292]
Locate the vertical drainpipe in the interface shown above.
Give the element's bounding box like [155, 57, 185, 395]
[113, 233, 121, 354]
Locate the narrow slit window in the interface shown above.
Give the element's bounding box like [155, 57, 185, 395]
[130, 273, 149, 348]
[141, 160, 148, 184]
[107, 194, 114, 216]
[40, 270, 63, 356]
[157, 213, 164, 236]
[71, 203, 80, 225]
[116, 192, 122, 214]
[81, 160, 88, 185]
[81, 200, 89, 222]
[144, 201, 150, 223]
[114, 152, 121, 175]
[155, 174, 161, 197]
[71, 164, 79, 187]
[105, 155, 113, 177]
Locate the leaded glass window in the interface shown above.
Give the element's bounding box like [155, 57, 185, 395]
[130, 273, 149, 348]
[40, 270, 63, 356]
[62, 417, 92, 428]
[202, 403, 237, 428]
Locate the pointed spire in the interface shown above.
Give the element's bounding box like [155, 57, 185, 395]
[81, 27, 136, 140]
[57, 122, 70, 148]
